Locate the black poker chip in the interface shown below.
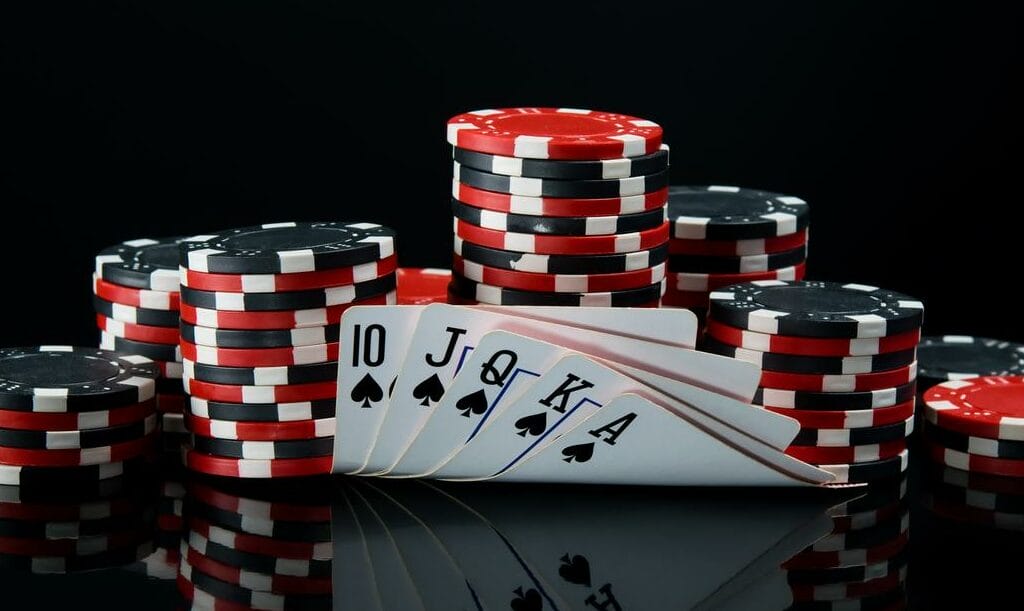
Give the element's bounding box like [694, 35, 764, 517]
[179, 222, 396, 274]
[189, 435, 334, 460]
[179, 322, 341, 349]
[95, 237, 186, 292]
[668, 185, 810, 240]
[451, 198, 666, 236]
[818, 450, 910, 484]
[449, 274, 665, 307]
[454, 161, 670, 199]
[100, 332, 181, 364]
[183, 361, 337, 386]
[0, 414, 156, 450]
[179, 274, 396, 312]
[753, 381, 917, 411]
[92, 295, 181, 328]
[917, 335, 1024, 383]
[702, 336, 918, 375]
[924, 421, 1024, 460]
[667, 244, 806, 274]
[708, 281, 925, 339]
[188, 397, 336, 423]
[0, 346, 159, 413]
[790, 417, 914, 447]
[186, 501, 331, 543]
[453, 144, 670, 180]
[455, 237, 669, 275]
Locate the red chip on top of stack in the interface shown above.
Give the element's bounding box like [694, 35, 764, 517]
[94, 237, 190, 446]
[176, 222, 397, 478]
[664, 186, 810, 320]
[703, 280, 925, 485]
[446, 108, 670, 307]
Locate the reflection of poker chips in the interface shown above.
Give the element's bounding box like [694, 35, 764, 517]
[782, 529, 909, 570]
[917, 335, 1024, 384]
[187, 502, 330, 542]
[396, 268, 451, 305]
[925, 441, 1024, 477]
[925, 421, 1024, 459]
[827, 478, 908, 518]
[187, 530, 332, 577]
[707, 320, 921, 358]
[182, 446, 333, 478]
[452, 198, 667, 236]
[453, 180, 669, 217]
[923, 376, 1024, 441]
[923, 492, 1024, 531]
[668, 244, 807, 274]
[181, 543, 332, 595]
[927, 464, 1024, 496]
[453, 255, 665, 293]
[187, 516, 332, 559]
[790, 417, 914, 447]
[0, 432, 157, 467]
[928, 479, 1024, 514]
[669, 229, 808, 257]
[0, 504, 157, 538]
[0, 414, 157, 449]
[809, 513, 910, 553]
[93, 295, 181, 328]
[190, 435, 333, 460]
[0, 459, 151, 487]
[0, 541, 155, 574]
[817, 449, 911, 484]
[180, 322, 341, 349]
[189, 397, 336, 423]
[667, 263, 806, 293]
[180, 339, 339, 368]
[183, 360, 337, 386]
[92, 275, 179, 310]
[455, 237, 669, 275]
[94, 236, 186, 291]
[790, 567, 907, 603]
[0, 526, 153, 556]
[0, 399, 156, 431]
[449, 274, 665, 307]
[755, 382, 917, 411]
[183, 377, 336, 403]
[759, 363, 918, 393]
[785, 440, 907, 465]
[95, 314, 180, 345]
[99, 332, 181, 363]
[792, 547, 907, 585]
[829, 500, 906, 534]
[179, 558, 332, 609]
[454, 218, 669, 256]
[765, 400, 916, 430]
[187, 481, 332, 521]
[180, 293, 395, 331]
[702, 336, 917, 375]
[186, 414, 334, 441]
[453, 143, 670, 179]
[668, 185, 810, 240]
[454, 161, 670, 198]
[180, 274, 397, 311]
[787, 584, 906, 609]
[180, 255, 398, 293]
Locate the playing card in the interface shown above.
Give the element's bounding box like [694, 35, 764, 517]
[335, 306, 425, 474]
[476, 305, 699, 348]
[332, 487, 383, 611]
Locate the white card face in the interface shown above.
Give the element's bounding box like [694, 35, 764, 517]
[494, 393, 823, 487]
[476, 305, 699, 348]
[334, 306, 425, 474]
[332, 489, 384, 611]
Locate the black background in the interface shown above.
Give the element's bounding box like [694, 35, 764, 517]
[2, 1, 1022, 347]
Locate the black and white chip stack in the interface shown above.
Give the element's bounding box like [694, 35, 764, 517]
[703, 280, 924, 485]
[446, 107, 670, 307]
[176, 222, 397, 479]
[94, 237, 189, 448]
[664, 186, 809, 320]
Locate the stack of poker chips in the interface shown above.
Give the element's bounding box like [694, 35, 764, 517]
[177, 480, 332, 608]
[916, 335, 1024, 392]
[664, 186, 809, 318]
[446, 107, 670, 307]
[176, 222, 397, 478]
[94, 237, 189, 447]
[396, 267, 452, 305]
[784, 478, 909, 608]
[704, 281, 924, 484]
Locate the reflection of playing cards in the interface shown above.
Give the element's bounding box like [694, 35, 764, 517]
[333, 303, 836, 487]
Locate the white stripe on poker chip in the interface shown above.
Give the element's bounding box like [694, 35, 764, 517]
[189, 398, 320, 421]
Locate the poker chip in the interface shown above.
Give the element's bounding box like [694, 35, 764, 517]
[702, 337, 918, 375]
[179, 293, 394, 330]
[452, 143, 670, 179]
[0, 346, 158, 412]
[667, 263, 806, 293]
[709, 281, 924, 339]
[667, 244, 807, 274]
[925, 421, 1024, 459]
[0, 459, 150, 487]
[453, 255, 665, 293]
[94, 237, 186, 291]
[809, 513, 910, 553]
[155, 360, 184, 379]
[180, 558, 332, 610]
[187, 482, 332, 521]
[186, 503, 330, 543]
[0, 414, 157, 449]
[706, 320, 921, 358]
[448, 274, 665, 307]
[782, 530, 909, 570]
[185, 414, 335, 441]
[454, 218, 669, 256]
[759, 362, 918, 393]
[95, 314, 180, 345]
[180, 340, 339, 368]
[828, 478, 908, 516]
[788, 547, 908, 586]
[829, 500, 907, 533]
[447, 108, 663, 160]
[923, 376, 1024, 441]
[92, 275, 179, 310]
[187, 516, 332, 559]
[669, 229, 808, 257]
[786, 440, 907, 465]
[180, 255, 398, 293]
[0, 432, 157, 467]
[754, 382, 917, 411]
[451, 198, 667, 236]
[0, 399, 155, 431]
[927, 464, 1024, 496]
[0, 541, 155, 574]
[668, 185, 810, 240]
[183, 377, 337, 404]
[453, 180, 669, 217]
[788, 583, 906, 609]
[454, 161, 670, 198]
[0, 506, 157, 539]
[818, 449, 910, 484]
[764, 400, 916, 430]
[924, 493, 1024, 532]
[179, 273, 396, 311]
[187, 530, 332, 577]
[189, 435, 333, 460]
[92, 295, 181, 327]
[189, 398, 336, 423]
[183, 360, 337, 386]
[179, 322, 342, 349]
[183, 446, 333, 478]
[790, 418, 914, 447]
[925, 439, 1024, 477]
[157, 393, 188, 414]
[162, 412, 187, 434]
[99, 332, 181, 363]
[396, 268, 451, 305]
[455, 237, 669, 275]
[929, 479, 1024, 514]
[181, 544, 332, 595]
[661, 288, 710, 309]
[179, 222, 396, 274]
[917, 336, 1024, 382]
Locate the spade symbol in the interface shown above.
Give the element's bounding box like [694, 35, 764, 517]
[350, 373, 383, 408]
[412, 374, 445, 407]
[559, 553, 592, 586]
[514, 412, 547, 437]
[510, 586, 542, 611]
[455, 389, 489, 418]
[562, 442, 595, 464]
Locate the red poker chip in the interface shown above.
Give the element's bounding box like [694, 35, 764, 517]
[183, 378, 336, 404]
[181, 255, 398, 293]
[786, 439, 908, 464]
[782, 531, 909, 570]
[661, 288, 709, 308]
[453, 180, 668, 217]
[176, 571, 251, 611]
[157, 394, 187, 414]
[447, 108, 663, 160]
[181, 544, 332, 595]
[186, 515, 331, 558]
[184, 413, 335, 441]
[0, 432, 156, 467]
[766, 400, 916, 430]
[923, 376, 1024, 441]
[706, 320, 921, 358]
[92, 275, 179, 310]
[397, 268, 452, 305]
[925, 440, 1024, 477]
[179, 339, 339, 368]
[759, 363, 918, 393]
[178, 292, 394, 330]
[669, 229, 808, 257]
[0, 399, 156, 432]
[667, 262, 806, 293]
[188, 482, 331, 522]
[95, 314, 180, 345]
[454, 218, 668, 256]
[182, 446, 333, 479]
[452, 255, 665, 293]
